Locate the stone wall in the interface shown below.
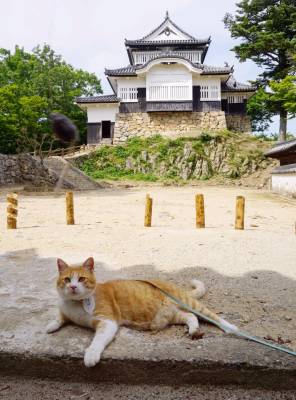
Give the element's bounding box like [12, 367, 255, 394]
[113, 112, 227, 143]
[225, 114, 252, 133]
[0, 154, 58, 186]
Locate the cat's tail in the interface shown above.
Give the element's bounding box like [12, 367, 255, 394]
[184, 295, 239, 333]
[190, 279, 206, 299]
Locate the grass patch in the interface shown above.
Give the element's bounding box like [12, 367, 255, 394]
[79, 131, 271, 183]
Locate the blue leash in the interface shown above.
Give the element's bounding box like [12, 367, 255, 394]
[141, 280, 296, 357]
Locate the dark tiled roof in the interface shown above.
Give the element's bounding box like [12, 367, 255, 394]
[105, 66, 136, 76]
[75, 95, 119, 103]
[125, 39, 210, 46]
[201, 64, 233, 75]
[126, 13, 210, 46]
[105, 55, 233, 76]
[222, 76, 256, 92]
[264, 139, 296, 157]
[272, 163, 296, 174]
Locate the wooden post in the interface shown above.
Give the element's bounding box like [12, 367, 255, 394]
[66, 191, 75, 225]
[7, 193, 18, 229]
[195, 194, 205, 228]
[235, 196, 245, 230]
[144, 194, 153, 227]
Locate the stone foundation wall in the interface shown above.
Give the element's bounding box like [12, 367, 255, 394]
[225, 114, 252, 133]
[0, 154, 58, 186]
[113, 112, 227, 143]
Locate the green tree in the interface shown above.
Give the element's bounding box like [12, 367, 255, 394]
[246, 88, 273, 132]
[270, 75, 296, 115]
[0, 45, 102, 154]
[224, 0, 296, 140]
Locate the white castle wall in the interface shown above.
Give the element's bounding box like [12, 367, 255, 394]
[271, 174, 296, 196]
[87, 104, 119, 123]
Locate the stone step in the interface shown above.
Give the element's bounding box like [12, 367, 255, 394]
[43, 156, 102, 190]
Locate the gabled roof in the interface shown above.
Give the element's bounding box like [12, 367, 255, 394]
[75, 94, 119, 103]
[222, 76, 256, 92]
[265, 139, 296, 158]
[125, 12, 211, 46]
[105, 55, 233, 77]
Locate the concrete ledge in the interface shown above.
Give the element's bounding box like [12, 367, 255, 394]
[1, 332, 295, 389]
[1, 244, 295, 390]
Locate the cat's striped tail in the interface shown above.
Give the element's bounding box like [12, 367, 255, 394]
[179, 289, 238, 333]
[142, 280, 296, 357]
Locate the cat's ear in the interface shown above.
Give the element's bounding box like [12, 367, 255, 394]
[83, 257, 94, 272]
[57, 258, 68, 273]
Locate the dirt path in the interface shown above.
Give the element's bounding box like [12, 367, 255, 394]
[1, 186, 295, 349]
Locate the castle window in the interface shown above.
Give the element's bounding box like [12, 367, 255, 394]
[119, 87, 138, 102]
[201, 85, 220, 101]
[228, 95, 244, 103]
[201, 85, 209, 100]
[210, 85, 219, 100]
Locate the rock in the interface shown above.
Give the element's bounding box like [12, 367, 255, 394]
[0, 154, 58, 187]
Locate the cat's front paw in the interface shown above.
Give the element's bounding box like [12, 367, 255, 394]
[84, 346, 101, 367]
[46, 320, 62, 334]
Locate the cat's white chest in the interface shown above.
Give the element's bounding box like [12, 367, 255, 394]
[59, 299, 93, 328]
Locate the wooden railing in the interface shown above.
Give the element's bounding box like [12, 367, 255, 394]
[30, 144, 87, 158]
[147, 84, 192, 101]
[133, 51, 201, 64]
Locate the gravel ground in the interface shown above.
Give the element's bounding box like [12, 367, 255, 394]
[1, 186, 295, 349]
[0, 376, 295, 400]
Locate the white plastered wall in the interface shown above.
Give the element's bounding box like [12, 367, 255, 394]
[193, 75, 222, 100]
[272, 174, 296, 195]
[87, 104, 119, 123]
[146, 63, 192, 101]
[146, 63, 192, 85]
[116, 77, 146, 102]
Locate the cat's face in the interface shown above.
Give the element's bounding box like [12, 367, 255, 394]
[56, 257, 96, 300]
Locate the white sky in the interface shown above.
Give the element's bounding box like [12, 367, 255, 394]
[1, 0, 295, 135]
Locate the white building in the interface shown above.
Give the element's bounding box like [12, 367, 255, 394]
[76, 12, 255, 144]
[265, 139, 296, 197]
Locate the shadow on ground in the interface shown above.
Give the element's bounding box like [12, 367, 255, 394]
[1, 247, 295, 348]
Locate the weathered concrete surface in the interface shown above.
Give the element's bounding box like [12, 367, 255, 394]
[0, 250, 295, 389]
[0, 187, 295, 388]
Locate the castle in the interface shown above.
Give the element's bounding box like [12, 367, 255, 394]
[76, 12, 255, 144]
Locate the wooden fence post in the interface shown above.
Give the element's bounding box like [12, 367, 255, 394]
[195, 194, 205, 228]
[235, 196, 245, 230]
[144, 194, 153, 227]
[7, 193, 18, 229]
[66, 191, 75, 225]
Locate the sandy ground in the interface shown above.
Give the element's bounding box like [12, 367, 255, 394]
[1, 376, 295, 400]
[0, 185, 296, 349]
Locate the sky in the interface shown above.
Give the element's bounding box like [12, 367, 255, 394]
[1, 0, 295, 135]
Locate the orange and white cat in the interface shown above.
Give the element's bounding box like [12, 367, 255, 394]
[46, 257, 237, 367]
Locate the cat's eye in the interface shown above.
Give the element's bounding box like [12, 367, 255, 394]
[79, 277, 86, 282]
[64, 277, 71, 283]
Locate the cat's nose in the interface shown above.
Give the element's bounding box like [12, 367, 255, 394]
[70, 285, 77, 291]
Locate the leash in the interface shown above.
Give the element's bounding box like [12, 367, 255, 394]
[139, 280, 296, 358]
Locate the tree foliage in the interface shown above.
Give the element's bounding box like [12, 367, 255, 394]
[224, 0, 296, 139]
[246, 88, 273, 132]
[0, 45, 102, 154]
